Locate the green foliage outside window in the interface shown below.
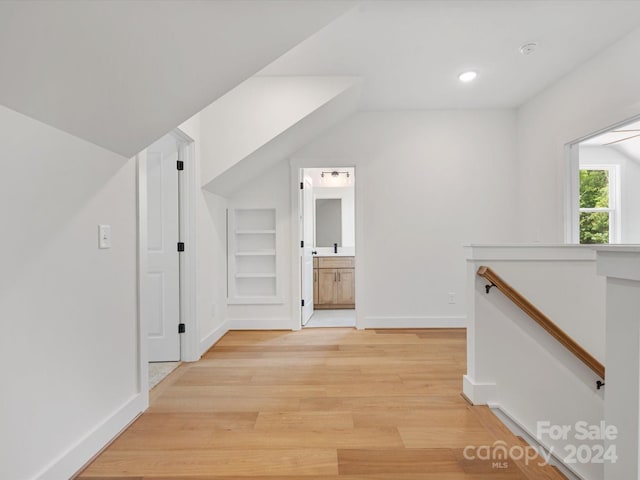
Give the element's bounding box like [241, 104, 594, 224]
[579, 169, 609, 244]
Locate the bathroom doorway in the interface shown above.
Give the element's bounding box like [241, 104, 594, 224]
[299, 167, 356, 328]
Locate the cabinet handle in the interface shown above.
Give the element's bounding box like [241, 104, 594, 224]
[338, 271, 341, 281]
[334, 272, 337, 282]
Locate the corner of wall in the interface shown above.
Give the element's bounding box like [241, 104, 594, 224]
[199, 320, 230, 356]
[36, 394, 146, 480]
[463, 375, 497, 406]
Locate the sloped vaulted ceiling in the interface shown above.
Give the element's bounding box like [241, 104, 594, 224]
[199, 75, 362, 195]
[0, 0, 355, 157]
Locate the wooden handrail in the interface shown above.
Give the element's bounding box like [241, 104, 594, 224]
[477, 265, 605, 379]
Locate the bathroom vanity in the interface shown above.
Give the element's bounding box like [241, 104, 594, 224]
[313, 256, 355, 309]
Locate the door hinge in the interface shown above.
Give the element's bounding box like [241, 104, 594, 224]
[300, 182, 304, 190]
[177, 242, 185, 252]
[300, 240, 304, 248]
[178, 323, 186, 334]
[301, 299, 305, 307]
[177, 160, 184, 171]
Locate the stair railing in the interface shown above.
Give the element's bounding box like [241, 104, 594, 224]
[477, 265, 605, 383]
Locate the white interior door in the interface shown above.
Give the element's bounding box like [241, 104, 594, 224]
[145, 135, 181, 361]
[301, 175, 314, 325]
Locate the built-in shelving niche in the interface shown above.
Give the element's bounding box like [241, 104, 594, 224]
[227, 208, 281, 304]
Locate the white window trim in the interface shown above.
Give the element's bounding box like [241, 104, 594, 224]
[578, 164, 621, 244]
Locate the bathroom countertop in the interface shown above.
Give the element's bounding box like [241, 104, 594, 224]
[314, 247, 355, 257]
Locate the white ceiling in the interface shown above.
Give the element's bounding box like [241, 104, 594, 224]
[581, 118, 640, 161]
[581, 119, 640, 146]
[2, 0, 640, 159]
[0, 0, 355, 157]
[260, 0, 640, 109]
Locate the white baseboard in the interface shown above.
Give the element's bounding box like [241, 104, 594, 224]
[201, 316, 466, 338]
[36, 393, 146, 480]
[227, 318, 293, 330]
[363, 315, 467, 329]
[225, 316, 466, 331]
[490, 406, 583, 480]
[199, 320, 229, 356]
[463, 375, 497, 405]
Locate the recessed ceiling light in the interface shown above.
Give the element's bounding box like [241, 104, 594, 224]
[458, 71, 477, 83]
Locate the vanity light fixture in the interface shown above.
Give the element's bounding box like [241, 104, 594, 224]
[321, 170, 350, 178]
[458, 70, 477, 83]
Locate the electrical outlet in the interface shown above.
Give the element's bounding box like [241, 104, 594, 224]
[448, 292, 456, 304]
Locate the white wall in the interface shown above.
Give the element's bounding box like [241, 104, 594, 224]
[178, 114, 229, 354]
[296, 110, 519, 327]
[517, 27, 640, 243]
[205, 110, 516, 328]
[579, 145, 640, 243]
[0, 105, 141, 479]
[226, 160, 292, 329]
[224, 110, 518, 328]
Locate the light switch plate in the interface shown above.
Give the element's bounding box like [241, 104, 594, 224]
[98, 224, 111, 249]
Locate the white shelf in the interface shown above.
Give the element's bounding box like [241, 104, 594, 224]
[235, 273, 276, 278]
[235, 229, 276, 234]
[235, 250, 276, 256]
[227, 296, 283, 305]
[228, 207, 278, 303]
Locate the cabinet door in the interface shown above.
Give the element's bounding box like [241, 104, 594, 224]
[337, 268, 355, 305]
[318, 269, 337, 305]
[313, 268, 319, 305]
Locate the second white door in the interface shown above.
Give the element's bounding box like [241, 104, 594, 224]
[145, 134, 181, 361]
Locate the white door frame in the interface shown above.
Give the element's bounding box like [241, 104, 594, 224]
[289, 161, 364, 330]
[564, 143, 580, 244]
[300, 175, 314, 326]
[173, 128, 198, 362]
[137, 128, 198, 394]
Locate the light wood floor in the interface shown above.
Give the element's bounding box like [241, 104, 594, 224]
[77, 328, 564, 479]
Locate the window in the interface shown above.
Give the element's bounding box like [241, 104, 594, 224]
[579, 166, 618, 244]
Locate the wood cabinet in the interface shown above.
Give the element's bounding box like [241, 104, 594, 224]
[336, 268, 355, 305]
[313, 256, 355, 309]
